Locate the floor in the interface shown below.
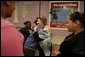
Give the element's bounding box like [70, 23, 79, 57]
[35, 36, 65, 56]
[51, 36, 65, 56]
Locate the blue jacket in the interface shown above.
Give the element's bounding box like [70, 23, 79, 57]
[24, 31, 39, 50]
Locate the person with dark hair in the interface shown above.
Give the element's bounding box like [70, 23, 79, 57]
[23, 19, 39, 56]
[20, 21, 32, 43]
[57, 12, 84, 57]
[1, 1, 24, 56]
[20, 21, 33, 56]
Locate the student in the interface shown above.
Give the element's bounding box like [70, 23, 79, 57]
[1, 1, 24, 56]
[24, 18, 39, 56]
[20, 21, 32, 43]
[57, 12, 84, 57]
[24, 18, 40, 56]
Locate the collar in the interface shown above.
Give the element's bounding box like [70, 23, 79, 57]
[74, 27, 84, 35]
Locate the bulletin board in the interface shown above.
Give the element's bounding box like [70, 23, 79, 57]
[49, 1, 80, 30]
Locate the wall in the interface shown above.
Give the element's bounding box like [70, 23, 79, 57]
[8, 1, 40, 28]
[80, 1, 84, 13]
[8, 1, 84, 41]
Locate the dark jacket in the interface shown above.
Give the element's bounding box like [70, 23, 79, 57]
[20, 27, 30, 41]
[57, 31, 84, 57]
[24, 31, 39, 50]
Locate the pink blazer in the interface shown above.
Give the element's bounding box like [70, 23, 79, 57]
[1, 17, 24, 56]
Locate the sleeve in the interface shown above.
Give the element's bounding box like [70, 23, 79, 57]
[71, 37, 84, 56]
[38, 27, 51, 40]
[20, 28, 24, 34]
[1, 27, 24, 56]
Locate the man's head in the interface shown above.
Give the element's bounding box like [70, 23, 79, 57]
[24, 21, 31, 29]
[1, 1, 15, 18]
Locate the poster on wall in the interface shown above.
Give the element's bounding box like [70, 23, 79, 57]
[49, 1, 80, 30]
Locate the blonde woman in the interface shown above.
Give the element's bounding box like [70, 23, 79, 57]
[36, 16, 52, 56]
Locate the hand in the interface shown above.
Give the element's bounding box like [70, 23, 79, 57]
[52, 48, 60, 56]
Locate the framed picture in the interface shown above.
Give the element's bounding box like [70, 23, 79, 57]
[49, 1, 80, 30]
